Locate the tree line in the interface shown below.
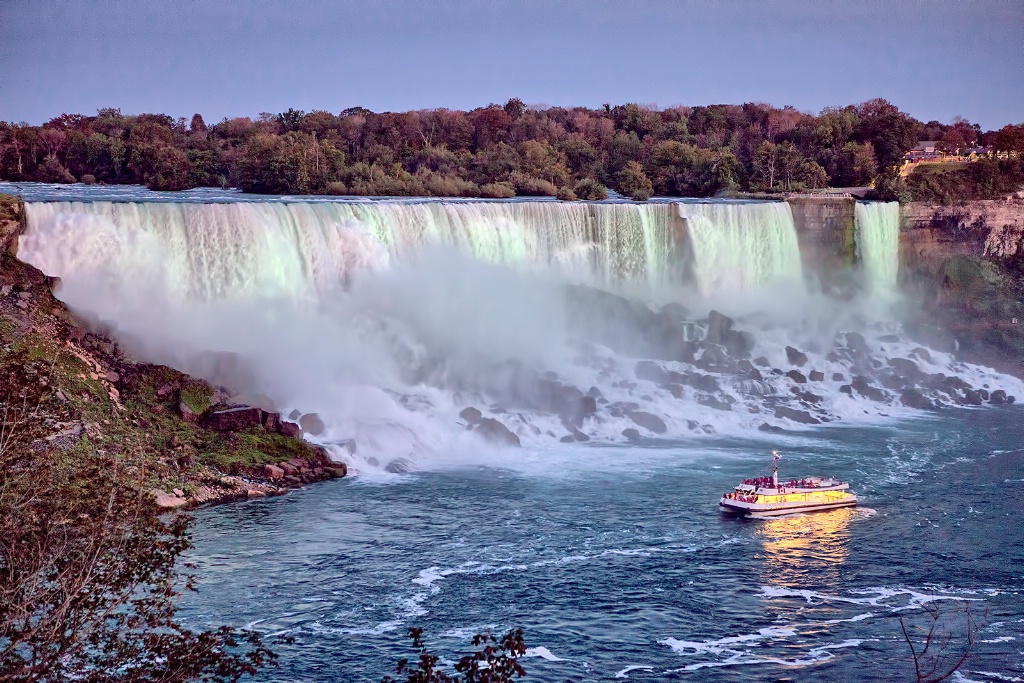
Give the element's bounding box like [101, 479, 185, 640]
[1, 99, 1022, 200]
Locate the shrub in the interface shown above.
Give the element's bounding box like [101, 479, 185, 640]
[556, 186, 577, 201]
[325, 181, 349, 195]
[480, 182, 516, 198]
[80, 174, 96, 185]
[573, 177, 608, 200]
[617, 160, 653, 201]
[509, 172, 557, 197]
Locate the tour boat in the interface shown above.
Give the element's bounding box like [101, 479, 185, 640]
[719, 450, 857, 518]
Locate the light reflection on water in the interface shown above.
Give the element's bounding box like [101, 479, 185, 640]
[758, 507, 854, 588]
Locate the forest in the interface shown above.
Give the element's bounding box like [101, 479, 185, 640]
[2, 98, 1022, 201]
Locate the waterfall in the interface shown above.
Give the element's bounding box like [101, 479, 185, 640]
[855, 202, 900, 293]
[679, 202, 803, 294]
[21, 200, 684, 302]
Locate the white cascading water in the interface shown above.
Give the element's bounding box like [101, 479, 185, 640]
[17, 198, 1023, 472]
[855, 201, 901, 294]
[681, 202, 803, 295]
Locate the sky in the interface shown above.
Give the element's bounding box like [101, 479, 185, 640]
[1, 0, 1021, 129]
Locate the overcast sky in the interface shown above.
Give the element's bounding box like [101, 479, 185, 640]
[1, 0, 1021, 129]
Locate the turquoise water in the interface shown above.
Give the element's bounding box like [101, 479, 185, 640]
[182, 407, 1024, 681]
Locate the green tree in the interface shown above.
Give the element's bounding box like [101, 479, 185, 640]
[617, 160, 653, 200]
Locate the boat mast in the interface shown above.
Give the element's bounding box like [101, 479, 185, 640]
[771, 450, 780, 488]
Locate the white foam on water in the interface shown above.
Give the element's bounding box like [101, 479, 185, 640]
[614, 664, 655, 678]
[524, 647, 566, 661]
[760, 585, 984, 609]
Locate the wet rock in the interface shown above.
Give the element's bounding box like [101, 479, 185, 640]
[758, 422, 786, 434]
[844, 332, 869, 353]
[204, 405, 261, 431]
[683, 372, 720, 393]
[572, 429, 590, 442]
[962, 389, 984, 406]
[809, 370, 824, 382]
[792, 388, 823, 404]
[326, 464, 348, 478]
[909, 347, 932, 363]
[832, 372, 845, 382]
[474, 417, 521, 447]
[459, 406, 483, 425]
[586, 386, 604, 399]
[990, 389, 1008, 405]
[288, 409, 301, 420]
[901, 389, 937, 410]
[786, 369, 807, 384]
[628, 411, 667, 434]
[747, 367, 764, 381]
[839, 384, 853, 395]
[785, 346, 808, 367]
[299, 413, 326, 436]
[851, 377, 887, 402]
[888, 358, 920, 378]
[696, 344, 729, 369]
[774, 406, 821, 424]
[878, 334, 901, 343]
[661, 383, 684, 399]
[621, 428, 641, 440]
[697, 395, 732, 411]
[686, 420, 700, 430]
[386, 458, 414, 473]
[560, 435, 575, 443]
[753, 356, 771, 367]
[705, 309, 734, 344]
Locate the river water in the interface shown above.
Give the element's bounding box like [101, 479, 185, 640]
[182, 406, 1024, 682]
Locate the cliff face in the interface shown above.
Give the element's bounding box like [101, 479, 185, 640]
[900, 199, 1024, 374]
[786, 197, 856, 291]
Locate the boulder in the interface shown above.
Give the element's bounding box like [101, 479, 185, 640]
[204, 405, 262, 431]
[962, 389, 984, 406]
[809, 370, 824, 382]
[786, 369, 807, 384]
[659, 302, 690, 321]
[683, 372, 720, 393]
[279, 462, 299, 477]
[909, 347, 932, 363]
[475, 418, 521, 447]
[785, 346, 808, 367]
[832, 372, 845, 382]
[263, 464, 285, 479]
[753, 356, 770, 367]
[721, 329, 756, 357]
[386, 458, 414, 473]
[844, 332, 869, 353]
[277, 421, 302, 439]
[459, 406, 483, 425]
[901, 389, 937, 410]
[299, 412, 326, 436]
[851, 377, 887, 402]
[621, 428, 641, 440]
[560, 435, 574, 443]
[774, 406, 821, 424]
[990, 389, 1007, 405]
[888, 358, 920, 377]
[572, 429, 590, 442]
[326, 465, 348, 478]
[792, 388, 823, 405]
[758, 422, 786, 434]
[586, 386, 604, 399]
[261, 410, 280, 433]
[705, 309, 734, 344]
[628, 411, 667, 434]
[839, 384, 853, 395]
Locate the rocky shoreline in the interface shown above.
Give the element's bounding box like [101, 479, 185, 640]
[0, 193, 347, 511]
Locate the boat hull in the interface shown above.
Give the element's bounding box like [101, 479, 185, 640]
[719, 498, 857, 518]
